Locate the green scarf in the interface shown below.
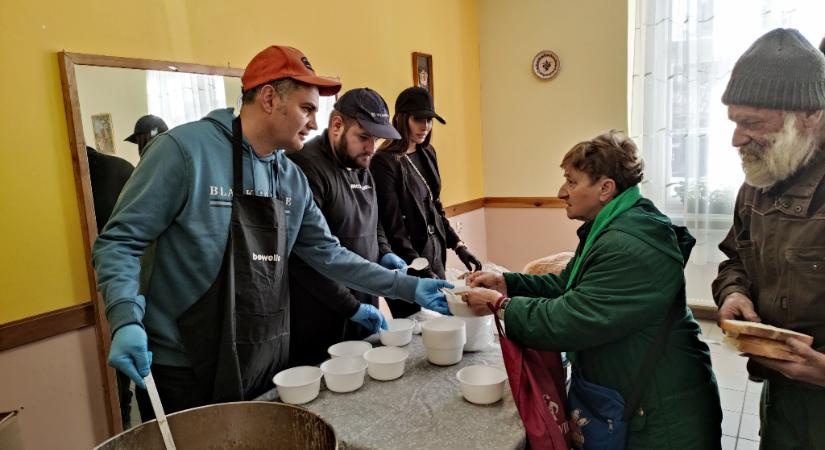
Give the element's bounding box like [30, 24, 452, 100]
[563, 185, 641, 365]
[564, 185, 642, 291]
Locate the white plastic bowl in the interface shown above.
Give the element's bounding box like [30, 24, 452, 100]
[443, 288, 476, 317]
[320, 356, 368, 393]
[363, 346, 409, 381]
[422, 317, 467, 349]
[426, 346, 464, 366]
[379, 318, 414, 346]
[328, 340, 372, 359]
[456, 365, 508, 404]
[272, 366, 323, 404]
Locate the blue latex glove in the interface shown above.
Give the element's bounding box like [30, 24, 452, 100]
[414, 278, 454, 315]
[350, 303, 389, 334]
[379, 252, 407, 272]
[108, 324, 152, 390]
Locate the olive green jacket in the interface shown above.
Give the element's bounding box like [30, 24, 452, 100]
[503, 199, 722, 449]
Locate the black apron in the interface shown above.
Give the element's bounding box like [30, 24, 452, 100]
[177, 117, 290, 403]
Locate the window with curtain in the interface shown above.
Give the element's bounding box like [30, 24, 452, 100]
[147, 71, 228, 128]
[630, 0, 825, 306]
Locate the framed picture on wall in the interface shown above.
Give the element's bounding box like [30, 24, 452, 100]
[412, 52, 433, 100]
[91, 112, 115, 154]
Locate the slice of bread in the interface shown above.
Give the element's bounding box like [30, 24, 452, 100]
[733, 335, 807, 363]
[719, 319, 814, 346]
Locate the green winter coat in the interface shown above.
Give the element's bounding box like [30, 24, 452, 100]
[503, 198, 722, 449]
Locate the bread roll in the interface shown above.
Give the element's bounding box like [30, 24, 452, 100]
[733, 335, 807, 363]
[720, 319, 814, 346]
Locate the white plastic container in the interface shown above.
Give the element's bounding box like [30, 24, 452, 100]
[422, 317, 467, 349]
[456, 365, 508, 404]
[426, 346, 465, 366]
[363, 346, 409, 381]
[272, 366, 323, 404]
[328, 340, 372, 360]
[320, 356, 368, 393]
[379, 318, 415, 347]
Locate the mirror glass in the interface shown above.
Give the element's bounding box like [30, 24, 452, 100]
[76, 65, 243, 166]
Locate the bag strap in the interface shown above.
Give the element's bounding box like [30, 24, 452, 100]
[621, 282, 686, 421]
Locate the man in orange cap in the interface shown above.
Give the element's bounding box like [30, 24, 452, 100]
[93, 45, 452, 419]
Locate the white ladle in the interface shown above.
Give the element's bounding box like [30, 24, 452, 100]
[144, 372, 177, 450]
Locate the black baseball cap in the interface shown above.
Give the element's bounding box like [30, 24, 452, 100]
[125, 115, 169, 143]
[395, 86, 445, 124]
[334, 88, 400, 140]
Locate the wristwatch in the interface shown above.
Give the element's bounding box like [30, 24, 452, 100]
[495, 295, 510, 321]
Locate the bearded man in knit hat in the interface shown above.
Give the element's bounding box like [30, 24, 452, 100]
[713, 28, 825, 448]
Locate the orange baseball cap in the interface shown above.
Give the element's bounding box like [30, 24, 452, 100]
[242, 45, 341, 96]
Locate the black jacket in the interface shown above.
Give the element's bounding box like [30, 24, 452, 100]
[286, 132, 392, 366]
[86, 146, 134, 232]
[371, 144, 461, 268]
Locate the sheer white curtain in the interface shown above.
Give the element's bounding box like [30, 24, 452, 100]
[630, 0, 825, 304]
[147, 71, 227, 128]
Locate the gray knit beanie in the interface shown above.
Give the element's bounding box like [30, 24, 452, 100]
[722, 28, 825, 111]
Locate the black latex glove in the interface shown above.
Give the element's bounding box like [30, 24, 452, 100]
[455, 246, 482, 272]
[408, 267, 438, 279]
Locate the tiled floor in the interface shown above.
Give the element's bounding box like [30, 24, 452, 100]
[698, 319, 762, 450]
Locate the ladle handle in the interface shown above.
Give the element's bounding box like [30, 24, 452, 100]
[145, 372, 178, 450]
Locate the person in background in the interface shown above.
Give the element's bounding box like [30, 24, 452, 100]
[713, 28, 825, 448]
[463, 131, 721, 449]
[124, 114, 168, 158]
[85, 145, 135, 428]
[93, 45, 451, 420]
[372, 87, 481, 318]
[286, 88, 406, 366]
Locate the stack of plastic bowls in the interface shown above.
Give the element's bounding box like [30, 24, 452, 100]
[421, 317, 467, 365]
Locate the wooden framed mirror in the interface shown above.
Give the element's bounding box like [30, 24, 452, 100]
[57, 52, 243, 436]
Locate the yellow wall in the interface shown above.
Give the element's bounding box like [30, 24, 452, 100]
[0, 0, 483, 323]
[479, 0, 628, 196]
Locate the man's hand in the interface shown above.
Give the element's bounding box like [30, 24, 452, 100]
[718, 292, 761, 322]
[379, 253, 407, 272]
[350, 303, 388, 335]
[414, 278, 453, 315]
[460, 288, 500, 316]
[108, 324, 152, 389]
[455, 246, 482, 272]
[751, 338, 825, 387]
[465, 271, 507, 295]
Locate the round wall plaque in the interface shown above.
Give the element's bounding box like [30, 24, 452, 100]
[532, 50, 561, 80]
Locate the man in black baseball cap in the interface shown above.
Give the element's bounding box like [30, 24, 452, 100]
[286, 88, 409, 365]
[125, 114, 169, 157]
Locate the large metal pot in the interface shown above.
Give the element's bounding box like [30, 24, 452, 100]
[94, 401, 337, 449]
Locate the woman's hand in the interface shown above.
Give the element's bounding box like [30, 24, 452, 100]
[464, 271, 507, 295]
[460, 288, 501, 316]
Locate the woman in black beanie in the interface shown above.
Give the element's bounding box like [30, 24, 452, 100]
[371, 87, 481, 317]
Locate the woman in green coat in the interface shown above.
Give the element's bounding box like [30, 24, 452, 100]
[463, 131, 722, 449]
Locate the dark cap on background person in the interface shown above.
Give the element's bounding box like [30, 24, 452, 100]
[395, 86, 445, 124]
[124, 115, 168, 143]
[334, 88, 401, 139]
[242, 45, 342, 96]
[722, 28, 825, 111]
